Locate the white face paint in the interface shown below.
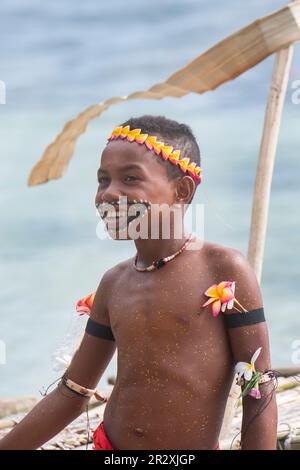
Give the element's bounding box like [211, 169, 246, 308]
[96, 197, 151, 239]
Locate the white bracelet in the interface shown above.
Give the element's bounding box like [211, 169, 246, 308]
[61, 375, 107, 402]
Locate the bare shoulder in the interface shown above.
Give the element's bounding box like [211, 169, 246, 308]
[202, 241, 263, 311]
[200, 240, 242, 266]
[100, 257, 133, 288]
[91, 257, 133, 323]
[202, 240, 251, 273]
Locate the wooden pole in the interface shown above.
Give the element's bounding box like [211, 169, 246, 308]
[247, 45, 294, 281]
[220, 44, 294, 443]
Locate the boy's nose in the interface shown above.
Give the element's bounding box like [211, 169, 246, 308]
[96, 185, 126, 206]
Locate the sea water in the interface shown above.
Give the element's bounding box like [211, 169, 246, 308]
[0, 0, 299, 396]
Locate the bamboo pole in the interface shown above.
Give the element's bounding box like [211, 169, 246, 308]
[220, 44, 294, 443]
[247, 45, 294, 281]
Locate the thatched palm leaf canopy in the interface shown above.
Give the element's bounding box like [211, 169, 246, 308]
[28, 1, 300, 186]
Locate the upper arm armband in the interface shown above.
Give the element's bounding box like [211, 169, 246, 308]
[224, 307, 265, 329]
[85, 318, 115, 341]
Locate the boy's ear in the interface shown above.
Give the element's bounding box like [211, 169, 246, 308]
[174, 176, 196, 204]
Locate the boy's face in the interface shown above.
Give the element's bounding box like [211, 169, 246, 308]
[95, 139, 180, 239]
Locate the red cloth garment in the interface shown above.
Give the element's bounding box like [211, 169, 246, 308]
[93, 422, 113, 450]
[93, 421, 221, 450]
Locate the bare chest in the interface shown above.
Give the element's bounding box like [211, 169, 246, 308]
[108, 260, 220, 350]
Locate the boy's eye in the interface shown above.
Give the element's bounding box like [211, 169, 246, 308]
[98, 176, 110, 185]
[124, 175, 138, 182]
[97, 175, 139, 185]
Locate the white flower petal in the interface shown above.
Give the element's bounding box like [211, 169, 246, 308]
[227, 298, 234, 309]
[235, 362, 248, 374]
[251, 347, 262, 365]
[221, 302, 227, 312]
[244, 368, 253, 381]
[231, 281, 236, 295]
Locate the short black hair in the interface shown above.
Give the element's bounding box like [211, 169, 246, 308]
[120, 115, 201, 193]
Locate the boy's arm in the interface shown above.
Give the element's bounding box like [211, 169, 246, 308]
[0, 271, 117, 450]
[221, 249, 278, 450]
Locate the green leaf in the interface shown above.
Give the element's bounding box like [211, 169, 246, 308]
[241, 371, 262, 398]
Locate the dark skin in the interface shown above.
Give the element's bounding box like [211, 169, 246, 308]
[0, 140, 277, 450]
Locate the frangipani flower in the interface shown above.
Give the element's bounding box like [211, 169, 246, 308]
[76, 292, 95, 316]
[202, 281, 236, 317]
[235, 347, 262, 382]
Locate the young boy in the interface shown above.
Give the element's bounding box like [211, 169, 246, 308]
[0, 115, 277, 450]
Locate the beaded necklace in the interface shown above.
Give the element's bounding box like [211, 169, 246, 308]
[133, 233, 194, 272]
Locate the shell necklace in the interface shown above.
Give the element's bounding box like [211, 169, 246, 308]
[133, 233, 194, 272]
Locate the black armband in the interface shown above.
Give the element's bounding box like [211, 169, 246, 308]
[224, 307, 265, 329]
[85, 318, 115, 341]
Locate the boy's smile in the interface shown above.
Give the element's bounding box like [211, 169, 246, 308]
[98, 198, 151, 234]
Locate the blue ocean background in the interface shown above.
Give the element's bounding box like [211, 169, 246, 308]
[0, 0, 299, 397]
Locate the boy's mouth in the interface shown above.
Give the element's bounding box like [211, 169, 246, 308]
[97, 199, 151, 228]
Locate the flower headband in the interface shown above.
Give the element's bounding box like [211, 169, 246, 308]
[107, 125, 202, 184]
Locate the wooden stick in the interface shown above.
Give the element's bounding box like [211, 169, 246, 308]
[247, 45, 294, 281]
[220, 43, 294, 443]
